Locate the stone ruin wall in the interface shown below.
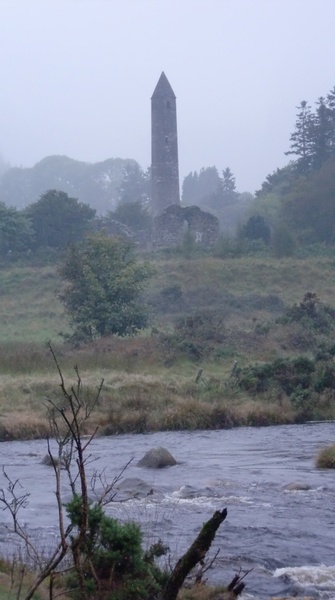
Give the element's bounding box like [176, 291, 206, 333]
[152, 204, 220, 249]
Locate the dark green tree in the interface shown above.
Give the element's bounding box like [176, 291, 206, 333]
[285, 100, 314, 173]
[326, 85, 335, 154]
[0, 202, 34, 256]
[311, 96, 334, 169]
[281, 156, 335, 244]
[255, 164, 298, 200]
[59, 234, 153, 340]
[25, 190, 96, 250]
[242, 214, 271, 244]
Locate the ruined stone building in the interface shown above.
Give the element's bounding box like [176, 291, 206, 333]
[150, 72, 219, 249]
[151, 72, 180, 216]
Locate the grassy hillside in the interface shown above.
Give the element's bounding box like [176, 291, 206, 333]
[147, 255, 335, 328]
[0, 265, 68, 342]
[1, 255, 335, 343]
[1, 254, 335, 439]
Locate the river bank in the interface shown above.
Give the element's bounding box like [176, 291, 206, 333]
[1, 353, 335, 442]
[0, 365, 318, 442]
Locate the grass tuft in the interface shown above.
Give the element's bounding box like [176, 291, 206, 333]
[316, 444, 335, 468]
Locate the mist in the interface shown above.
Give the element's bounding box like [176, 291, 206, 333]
[1, 0, 335, 192]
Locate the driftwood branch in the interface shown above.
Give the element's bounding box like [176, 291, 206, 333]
[161, 508, 228, 600]
[227, 566, 252, 596]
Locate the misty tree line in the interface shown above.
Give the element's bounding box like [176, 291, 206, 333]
[285, 85, 335, 173]
[249, 85, 335, 249]
[2, 81, 335, 258]
[182, 166, 238, 209]
[0, 158, 244, 259]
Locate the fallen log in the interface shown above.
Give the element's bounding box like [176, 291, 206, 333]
[161, 508, 228, 600]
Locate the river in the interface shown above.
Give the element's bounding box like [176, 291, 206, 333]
[1, 423, 335, 599]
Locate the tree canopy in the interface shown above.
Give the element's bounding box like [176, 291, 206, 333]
[0, 201, 34, 256]
[59, 234, 153, 340]
[182, 166, 238, 210]
[285, 86, 335, 174]
[25, 189, 96, 250]
[253, 85, 335, 247]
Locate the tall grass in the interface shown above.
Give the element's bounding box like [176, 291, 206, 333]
[1, 256, 335, 440]
[316, 444, 335, 468]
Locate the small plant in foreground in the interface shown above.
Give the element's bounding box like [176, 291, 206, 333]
[316, 444, 335, 469]
[65, 494, 168, 599]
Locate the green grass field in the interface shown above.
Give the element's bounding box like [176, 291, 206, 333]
[0, 265, 68, 342]
[1, 254, 335, 440]
[1, 256, 335, 343]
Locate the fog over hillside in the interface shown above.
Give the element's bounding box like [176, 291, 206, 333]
[0, 156, 139, 214]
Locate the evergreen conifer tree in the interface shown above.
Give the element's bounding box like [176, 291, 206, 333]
[311, 96, 333, 168]
[221, 167, 238, 203]
[285, 100, 314, 173]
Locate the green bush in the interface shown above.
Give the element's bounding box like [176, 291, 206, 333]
[159, 312, 228, 362]
[238, 357, 315, 396]
[66, 494, 168, 599]
[277, 292, 335, 333]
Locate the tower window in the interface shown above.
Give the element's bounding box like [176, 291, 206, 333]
[166, 101, 171, 109]
[165, 136, 168, 143]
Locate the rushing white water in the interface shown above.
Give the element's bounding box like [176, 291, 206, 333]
[0, 423, 335, 599]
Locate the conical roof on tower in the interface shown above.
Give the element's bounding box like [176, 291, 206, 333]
[151, 71, 176, 99]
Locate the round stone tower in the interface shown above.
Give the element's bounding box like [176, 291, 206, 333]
[151, 72, 180, 216]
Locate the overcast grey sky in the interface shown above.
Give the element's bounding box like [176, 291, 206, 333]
[1, 0, 335, 193]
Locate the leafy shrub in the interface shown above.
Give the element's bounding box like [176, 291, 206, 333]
[238, 357, 315, 395]
[242, 215, 271, 244]
[159, 312, 228, 362]
[314, 362, 335, 392]
[277, 292, 335, 333]
[66, 494, 168, 599]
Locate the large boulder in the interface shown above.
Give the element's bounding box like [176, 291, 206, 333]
[137, 447, 177, 469]
[116, 477, 155, 499]
[283, 481, 311, 491]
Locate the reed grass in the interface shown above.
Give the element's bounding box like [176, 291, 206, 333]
[316, 444, 335, 468]
[0, 559, 51, 600]
[0, 364, 314, 440]
[177, 584, 234, 600]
